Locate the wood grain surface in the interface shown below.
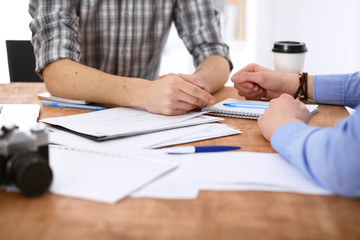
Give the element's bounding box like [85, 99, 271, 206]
[0, 83, 358, 240]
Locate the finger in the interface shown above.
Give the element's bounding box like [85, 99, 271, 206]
[231, 72, 266, 87]
[161, 92, 199, 110]
[249, 89, 266, 99]
[268, 98, 278, 108]
[176, 89, 210, 108]
[239, 81, 256, 89]
[160, 77, 214, 108]
[172, 100, 198, 111]
[178, 82, 215, 107]
[235, 82, 265, 100]
[231, 63, 271, 79]
[242, 89, 265, 100]
[234, 82, 257, 92]
[157, 97, 198, 115]
[232, 63, 259, 76]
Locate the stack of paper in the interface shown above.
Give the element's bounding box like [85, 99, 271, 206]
[44, 106, 242, 203]
[49, 123, 241, 152]
[42, 107, 225, 141]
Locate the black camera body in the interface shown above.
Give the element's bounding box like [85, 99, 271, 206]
[0, 124, 53, 197]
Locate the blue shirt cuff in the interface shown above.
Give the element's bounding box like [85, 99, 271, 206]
[314, 72, 360, 108]
[313, 74, 344, 105]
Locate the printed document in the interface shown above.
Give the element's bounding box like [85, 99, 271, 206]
[42, 107, 211, 140]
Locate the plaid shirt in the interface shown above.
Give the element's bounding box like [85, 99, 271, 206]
[29, 0, 232, 80]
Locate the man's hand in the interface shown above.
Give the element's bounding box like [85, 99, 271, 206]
[231, 64, 297, 100]
[257, 94, 311, 141]
[141, 74, 215, 115]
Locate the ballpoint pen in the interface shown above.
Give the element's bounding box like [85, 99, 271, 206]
[165, 146, 241, 154]
[223, 103, 268, 109]
[41, 100, 106, 111]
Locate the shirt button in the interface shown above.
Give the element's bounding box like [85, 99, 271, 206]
[122, 48, 127, 54]
[124, 12, 129, 18]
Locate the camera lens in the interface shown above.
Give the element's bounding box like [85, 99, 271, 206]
[9, 152, 53, 197]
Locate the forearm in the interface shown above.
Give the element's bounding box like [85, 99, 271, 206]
[42, 59, 215, 115]
[271, 112, 360, 197]
[42, 59, 148, 106]
[193, 55, 230, 93]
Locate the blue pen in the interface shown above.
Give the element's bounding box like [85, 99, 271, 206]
[165, 146, 241, 154]
[42, 100, 106, 111]
[223, 103, 268, 109]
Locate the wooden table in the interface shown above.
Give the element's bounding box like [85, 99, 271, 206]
[1, 83, 359, 240]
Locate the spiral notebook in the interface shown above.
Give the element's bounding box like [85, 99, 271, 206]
[202, 98, 318, 120]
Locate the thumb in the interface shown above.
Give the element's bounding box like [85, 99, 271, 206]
[231, 72, 265, 86]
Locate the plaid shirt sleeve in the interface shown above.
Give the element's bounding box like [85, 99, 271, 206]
[174, 0, 233, 70]
[29, 0, 81, 74]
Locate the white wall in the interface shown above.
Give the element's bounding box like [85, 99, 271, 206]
[161, 0, 360, 84]
[0, 1, 32, 83]
[252, 0, 360, 75]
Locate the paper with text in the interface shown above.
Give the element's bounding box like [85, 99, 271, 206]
[42, 107, 208, 140]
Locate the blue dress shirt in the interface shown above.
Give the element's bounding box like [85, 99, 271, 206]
[271, 72, 360, 197]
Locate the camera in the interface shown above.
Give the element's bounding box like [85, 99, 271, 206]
[0, 124, 53, 197]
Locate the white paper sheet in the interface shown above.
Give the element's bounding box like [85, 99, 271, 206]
[0, 104, 40, 130]
[131, 150, 332, 199]
[49, 145, 178, 204]
[145, 123, 241, 149]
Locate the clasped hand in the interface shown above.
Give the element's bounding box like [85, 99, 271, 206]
[231, 64, 311, 140]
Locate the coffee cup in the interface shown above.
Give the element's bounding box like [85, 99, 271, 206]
[272, 41, 307, 73]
